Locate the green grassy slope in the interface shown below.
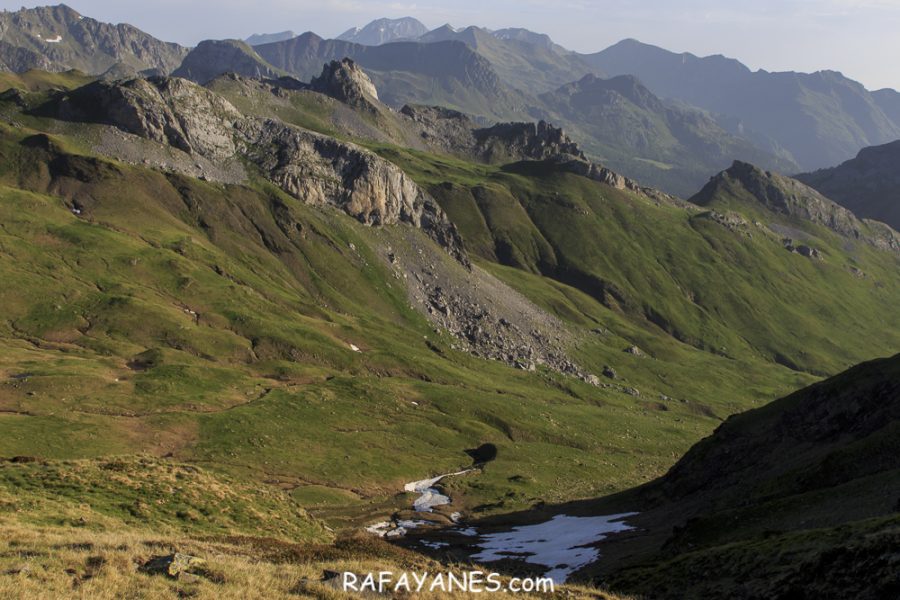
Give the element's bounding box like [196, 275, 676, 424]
[372, 146, 900, 377]
[0, 122, 752, 526]
[0, 74, 896, 546]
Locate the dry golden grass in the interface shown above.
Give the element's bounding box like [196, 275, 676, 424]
[0, 524, 629, 599]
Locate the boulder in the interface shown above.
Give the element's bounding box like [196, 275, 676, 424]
[140, 553, 206, 579]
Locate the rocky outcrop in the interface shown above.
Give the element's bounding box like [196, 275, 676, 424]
[309, 58, 380, 110]
[42, 76, 467, 263]
[553, 155, 675, 202]
[53, 77, 242, 160]
[400, 105, 584, 165]
[237, 118, 466, 262]
[140, 553, 207, 580]
[693, 160, 900, 252]
[472, 120, 585, 163]
[400, 104, 481, 151]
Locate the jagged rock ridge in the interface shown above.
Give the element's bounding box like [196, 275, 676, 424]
[309, 58, 379, 110]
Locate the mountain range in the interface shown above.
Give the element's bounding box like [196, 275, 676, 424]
[3, 7, 899, 198]
[585, 38, 900, 172]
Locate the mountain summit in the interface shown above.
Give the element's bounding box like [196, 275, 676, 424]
[0, 3, 186, 74]
[337, 17, 428, 45]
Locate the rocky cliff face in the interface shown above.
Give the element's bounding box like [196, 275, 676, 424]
[0, 4, 186, 74]
[43, 76, 466, 263]
[237, 118, 465, 261]
[309, 58, 379, 110]
[693, 160, 900, 252]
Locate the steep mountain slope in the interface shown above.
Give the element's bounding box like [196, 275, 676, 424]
[598, 353, 900, 599]
[872, 88, 900, 125]
[337, 17, 428, 45]
[254, 33, 530, 120]
[797, 140, 900, 230]
[584, 38, 900, 171]
[381, 147, 900, 377]
[692, 160, 899, 252]
[173, 39, 285, 84]
[0, 4, 186, 75]
[539, 74, 799, 196]
[417, 25, 596, 94]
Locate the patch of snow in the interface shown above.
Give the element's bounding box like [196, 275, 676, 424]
[366, 519, 432, 538]
[45, 35, 63, 43]
[71, 208, 81, 215]
[404, 469, 473, 512]
[365, 521, 394, 537]
[396, 519, 432, 529]
[470, 513, 637, 583]
[366, 469, 475, 538]
[349, 343, 361, 352]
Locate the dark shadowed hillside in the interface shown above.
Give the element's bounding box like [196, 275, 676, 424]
[797, 140, 900, 230]
[599, 353, 900, 599]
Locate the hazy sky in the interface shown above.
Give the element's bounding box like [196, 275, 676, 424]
[4, 0, 899, 90]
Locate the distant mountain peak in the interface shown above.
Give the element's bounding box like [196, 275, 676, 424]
[246, 31, 296, 46]
[336, 17, 428, 45]
[558, 72, 664, 112]
[173, 39, 281, 84]
[490, 27, 569, 55]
